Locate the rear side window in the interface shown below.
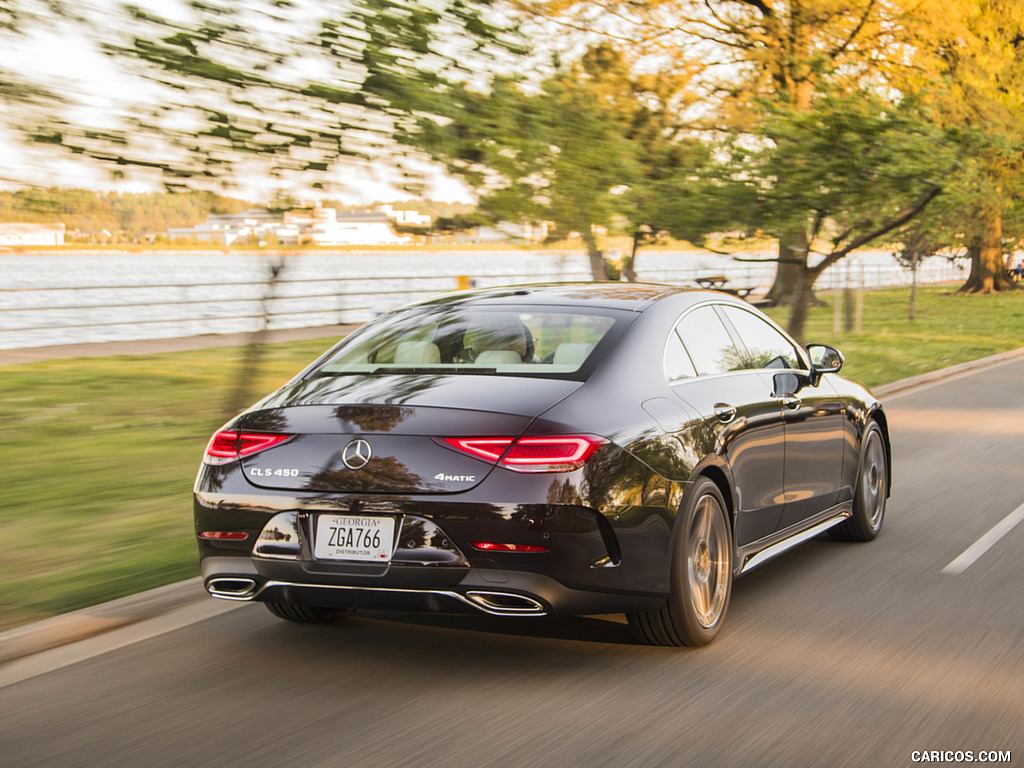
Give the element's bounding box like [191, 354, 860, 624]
[676, 305, 745, 376]
[664, 330, 697, 381]
[719, 306, 801, 370]
[312, 306, 625, 379]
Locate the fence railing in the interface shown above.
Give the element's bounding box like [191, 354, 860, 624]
[0, 258, 967, 350]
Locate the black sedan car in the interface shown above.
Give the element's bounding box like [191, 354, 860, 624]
[195, 282, 889, 646]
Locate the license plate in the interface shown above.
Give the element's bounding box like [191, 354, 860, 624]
[314, 515, 396, 562]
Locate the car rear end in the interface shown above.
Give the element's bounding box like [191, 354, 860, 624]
[194, 295, 666, 617]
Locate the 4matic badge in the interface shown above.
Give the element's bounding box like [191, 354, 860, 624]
[435, 472, 476, 482]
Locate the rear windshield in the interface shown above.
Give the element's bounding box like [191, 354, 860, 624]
[311, 305, 628, 379]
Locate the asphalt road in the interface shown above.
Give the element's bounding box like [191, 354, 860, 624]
[2, 358, 1023, 768]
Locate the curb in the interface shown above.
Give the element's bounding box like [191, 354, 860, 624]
[872, 346, 1024, 398]
[0, 577, 207, 665]
[2, 345, 1022, 665]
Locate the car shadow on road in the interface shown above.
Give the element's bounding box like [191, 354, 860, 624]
[347, 610, 640, 646]
[294, 534, 860, 649]
[252, 532, 869, 653]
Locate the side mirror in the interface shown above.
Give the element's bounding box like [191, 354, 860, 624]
[806, 343, 844, 384]
[772, 371, 806, 398]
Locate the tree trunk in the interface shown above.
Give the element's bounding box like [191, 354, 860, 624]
[622, 256, 637, 282]
[766, 231, 822, 307]
[764, 10, 815, 309]
[959, 202, 1017, 293]
[765, 242, 804, 306]
[622, 231, 640, 282]
[785, 264, 813, 346]
[581, 226, 608, 281]
[909, 259, 918, 322]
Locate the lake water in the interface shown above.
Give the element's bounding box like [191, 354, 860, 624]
[0, 248, 962, 349]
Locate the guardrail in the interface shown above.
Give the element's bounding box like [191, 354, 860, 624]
[0, 258, 967, 350]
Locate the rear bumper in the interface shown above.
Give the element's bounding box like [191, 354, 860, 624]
[200, 555, 665, 617]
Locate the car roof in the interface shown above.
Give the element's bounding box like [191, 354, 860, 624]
[405, 282, 708, 312]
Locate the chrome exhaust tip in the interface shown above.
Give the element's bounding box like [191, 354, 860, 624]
[465, 591, 546, 616]
[207, 578, 257, 600]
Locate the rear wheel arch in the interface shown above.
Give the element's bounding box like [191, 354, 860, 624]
[628, 474, 734, 646]
[667, 464, 736, 581]
[687, 464, 736, 537]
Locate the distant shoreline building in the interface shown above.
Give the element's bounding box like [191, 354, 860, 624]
[379, 204, 432, 229]
[167, 208, 285, 246]
[473, 220, 550, 244]
[0, 222, 66, 246]
[167, 203, 411, 246]
[284, 206, 409, 246]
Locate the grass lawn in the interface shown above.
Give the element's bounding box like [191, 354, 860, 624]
[763, 284, 1024, 388]
[2, 285, 1023, 630]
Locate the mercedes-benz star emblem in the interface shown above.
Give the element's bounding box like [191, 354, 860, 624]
[342, 438, 373, 470]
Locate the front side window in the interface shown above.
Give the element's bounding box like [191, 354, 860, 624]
[676, 305, 745, 376]
[719, 306, 801, 370]
[311, 306, 624, 379]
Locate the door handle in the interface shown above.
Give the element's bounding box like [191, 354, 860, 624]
[771, 392, 802, 410]
[713, 403, 737, 423]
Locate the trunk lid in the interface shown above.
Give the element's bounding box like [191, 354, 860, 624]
[237, 373, 580, 494]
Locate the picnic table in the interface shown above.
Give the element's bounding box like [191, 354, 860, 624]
[694, 274, 729, 289]
[694, 275, 756, 300]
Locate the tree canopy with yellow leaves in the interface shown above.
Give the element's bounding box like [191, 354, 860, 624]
[509, 0, 1023, 334]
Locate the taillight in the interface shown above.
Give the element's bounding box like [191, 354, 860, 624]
[441, 435, 607, 473]
[502, 437, 604, 468]
[443, 438, 514, 462]
[203, 431, 291, 465]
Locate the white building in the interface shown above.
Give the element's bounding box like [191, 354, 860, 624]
[168, 203, 408, 246]
[168, 209, 282, 245]
[0, 222, 66, 246]
[379, 204, 432, 228]
[308, 212, 409, 246]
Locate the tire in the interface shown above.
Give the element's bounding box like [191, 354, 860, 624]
[628, 477, 733, 647]
[830, 421, 887, 542]
[264, 601, 353, 623]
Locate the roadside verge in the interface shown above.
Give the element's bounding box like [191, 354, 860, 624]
[0, 578, 207, 666]
[872, 345, 1024, 397]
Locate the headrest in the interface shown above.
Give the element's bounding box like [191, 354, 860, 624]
[476, 349, 523, 365]
[465, 313, 527, 358]
[393, 341, 441, 364]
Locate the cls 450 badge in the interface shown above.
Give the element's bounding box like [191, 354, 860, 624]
[249, 468, 300, 478]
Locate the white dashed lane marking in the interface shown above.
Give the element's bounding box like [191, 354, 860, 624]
[942, 502, 1024, 575]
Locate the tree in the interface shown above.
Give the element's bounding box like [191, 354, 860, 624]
[394, 43, 703, 279]
[889, 0, 1024, 294]
[515, 0, 901, 303]
[0, 187, 251, 237]
[0, 1, 524, 196]
[680, 89, 950, 342]
[890, 223, 949, 323]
